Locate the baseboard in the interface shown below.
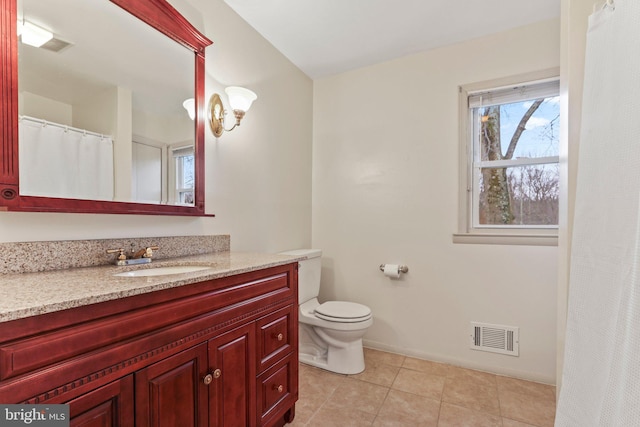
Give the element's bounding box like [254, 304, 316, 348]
[362, 339, 556, 385]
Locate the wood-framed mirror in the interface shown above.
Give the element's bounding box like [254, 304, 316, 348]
[0, 0, 212, 216]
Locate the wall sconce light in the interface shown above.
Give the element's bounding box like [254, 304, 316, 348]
[209, 86, 257, 137]
[19, 20, 53, 48]
[182, 98, 195, 120]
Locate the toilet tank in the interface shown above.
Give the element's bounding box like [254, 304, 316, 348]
[279, 249, 322, 304]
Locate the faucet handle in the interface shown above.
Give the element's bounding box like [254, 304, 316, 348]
[144, 246, 159, 258]
[106, 248, 126, 261]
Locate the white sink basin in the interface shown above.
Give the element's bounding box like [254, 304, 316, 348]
[113, 265, 214, 277]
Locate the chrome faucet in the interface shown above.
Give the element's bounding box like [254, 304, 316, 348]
[107, 246, 159, 266]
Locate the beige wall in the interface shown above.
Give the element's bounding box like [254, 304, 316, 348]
[0, 0, 313, 254]
[313, 19, 560, 383]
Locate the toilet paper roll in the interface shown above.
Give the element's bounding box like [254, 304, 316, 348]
[383, 264, 401, 279]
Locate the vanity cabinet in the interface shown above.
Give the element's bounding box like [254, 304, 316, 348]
[0, 263, 298, 427]
[209, 323, 255, 426]
[135, 343, 208, 427]
[68, 375, 135, 427]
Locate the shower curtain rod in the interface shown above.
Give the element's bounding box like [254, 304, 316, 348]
[19, 115, 112, 140]
[593, 0, 615, 12]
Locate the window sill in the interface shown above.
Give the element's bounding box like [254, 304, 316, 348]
[452, 233, 558, 246]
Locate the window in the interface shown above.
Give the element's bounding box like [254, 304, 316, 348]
[172, 146, 195, 205]
[456, 71, 560, 245]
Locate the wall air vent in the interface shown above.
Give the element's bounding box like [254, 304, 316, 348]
[470, 322, 519, 356]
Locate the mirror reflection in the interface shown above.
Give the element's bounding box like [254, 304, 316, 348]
[18, 0, 195, 205]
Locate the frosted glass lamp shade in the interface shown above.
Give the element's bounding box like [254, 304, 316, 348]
[225, 86, 257, 112]
[182, 98, 195, 120]
[207, 87, 257, 137]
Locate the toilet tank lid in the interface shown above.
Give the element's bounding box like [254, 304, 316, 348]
[279, 249, 322, 259]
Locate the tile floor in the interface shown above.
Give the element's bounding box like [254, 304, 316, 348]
[286, 348, 556, 427]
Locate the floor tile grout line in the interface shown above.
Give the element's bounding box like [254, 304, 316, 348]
[371, 383, 392, 424]
[496, 376, 504, 421]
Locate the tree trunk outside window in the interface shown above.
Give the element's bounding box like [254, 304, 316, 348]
[479, 100, 544, 225]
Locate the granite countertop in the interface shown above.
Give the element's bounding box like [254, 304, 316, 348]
[0, 252, 302, 323]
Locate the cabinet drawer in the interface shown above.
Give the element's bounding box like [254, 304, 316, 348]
[257, 355, 297, 426]
[256, 305, 295, 373]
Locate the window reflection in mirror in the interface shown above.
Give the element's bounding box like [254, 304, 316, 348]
[18, 0, 195, 206]
[172, 145, 195, 205]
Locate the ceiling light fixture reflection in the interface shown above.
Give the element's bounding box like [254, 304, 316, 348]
[19, 21, 53, 48]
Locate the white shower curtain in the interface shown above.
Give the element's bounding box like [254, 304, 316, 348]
[556, 1, 640, 425]
[19, 118, 114, 201]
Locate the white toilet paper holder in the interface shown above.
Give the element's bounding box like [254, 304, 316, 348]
[379, 264, 409, 274]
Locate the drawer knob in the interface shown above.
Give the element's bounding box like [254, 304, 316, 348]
[213, 368, 222, 379]
[273, 384, 284, 393]
[275, 333, 284, 341]
[203, 374, 213, 385]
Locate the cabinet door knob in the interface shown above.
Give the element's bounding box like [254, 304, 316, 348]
[274, 333, 284, 341]
[273, 384, 284, 393]
[213, 368, 222, 378]
[203, 374, 213, 385]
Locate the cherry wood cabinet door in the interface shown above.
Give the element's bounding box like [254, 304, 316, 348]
[135, 343, 209, 427]
[67, 375, 134, 427]
[208, 323, 257, 427]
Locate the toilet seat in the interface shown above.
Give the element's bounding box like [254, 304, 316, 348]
[314, 301, 372, 323]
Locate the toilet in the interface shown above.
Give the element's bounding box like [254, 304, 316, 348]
[280, 249, 373, 375]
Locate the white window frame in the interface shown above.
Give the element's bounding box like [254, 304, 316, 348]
[454, 68, 560, 246]
[169, 144, 195, 206]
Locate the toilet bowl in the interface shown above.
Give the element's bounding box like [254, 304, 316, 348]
[280, 249, 373, 375]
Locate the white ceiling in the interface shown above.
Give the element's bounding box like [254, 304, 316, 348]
[223, 0, 561, 79]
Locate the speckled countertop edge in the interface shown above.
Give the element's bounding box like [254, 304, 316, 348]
[0, 252, 303, 323]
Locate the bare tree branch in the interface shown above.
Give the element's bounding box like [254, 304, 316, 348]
[504, 99, 544, 160]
